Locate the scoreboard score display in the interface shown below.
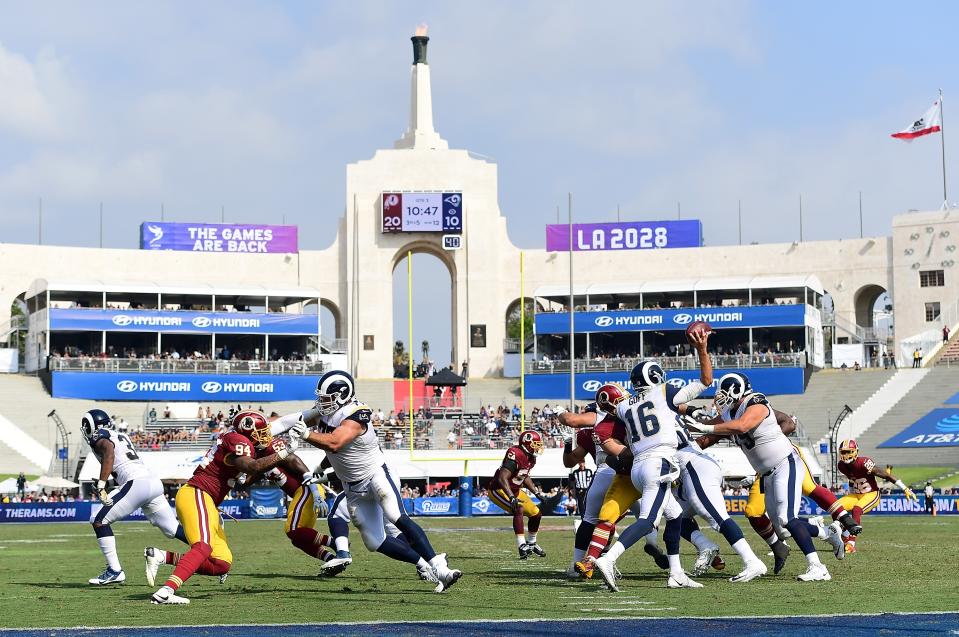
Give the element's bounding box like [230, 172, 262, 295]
[382, 192, 463, 234]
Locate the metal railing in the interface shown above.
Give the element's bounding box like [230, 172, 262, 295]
[321, 337, 348, 353]
[49, 357, 327, 375]
[527, 352, 806, 374]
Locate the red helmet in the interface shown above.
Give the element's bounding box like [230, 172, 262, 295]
[518, 430, 544, 456]
[839, 439, 859, 463]
[232, 410, 272, 450]
[596, 383, 627, 415]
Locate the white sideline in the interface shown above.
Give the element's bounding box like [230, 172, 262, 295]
[840, 368, 929, 440]
[0, 412, 52, 472]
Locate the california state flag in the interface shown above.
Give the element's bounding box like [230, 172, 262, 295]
[891, 98, 942, 141]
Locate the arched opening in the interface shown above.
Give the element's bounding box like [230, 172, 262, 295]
[319, 298, 343, 339]
[503, 298, 542, 352]
[854, 284, 889, 328]
[392, 247, 455, 380]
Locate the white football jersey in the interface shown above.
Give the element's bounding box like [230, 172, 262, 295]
[273, 400, 384, 484]
[720, 393, 792, 474]
[615, 385, 680, 461]
[90, 429, 152, 484]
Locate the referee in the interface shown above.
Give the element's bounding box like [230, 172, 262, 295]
[570, 462, 594, 519]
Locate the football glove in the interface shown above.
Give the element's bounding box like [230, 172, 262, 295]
[290, 419, 310, 440]
[510, 496, 520, 511]
[302, 472, 328, 516]
[904, 487, 917, 501]
[95, 480, 113, 506]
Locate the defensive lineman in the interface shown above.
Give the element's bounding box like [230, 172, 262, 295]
[688, 373, 845, 581]
[82, 409, 186, 585]
[274, 370, 462, 592]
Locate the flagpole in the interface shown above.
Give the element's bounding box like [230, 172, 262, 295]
[940, 89, 948, 204]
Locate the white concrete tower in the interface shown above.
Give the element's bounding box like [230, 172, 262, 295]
[394, 24, 448, 150]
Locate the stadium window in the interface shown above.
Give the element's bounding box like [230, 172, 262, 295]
[925, 302, 941, 322]
[919, 269, 945, 287]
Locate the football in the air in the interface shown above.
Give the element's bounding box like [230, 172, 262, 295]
[685, 320, 712, 344]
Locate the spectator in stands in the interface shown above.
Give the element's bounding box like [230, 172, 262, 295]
[116, 416, 128, 433]
[148, 407, 157, 423]
[447, 431, 456, 449]
[163, 404, 172, 418]
[944, 326, 950, 343]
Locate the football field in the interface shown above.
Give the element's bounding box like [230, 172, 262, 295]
[0, 516, 956, 635]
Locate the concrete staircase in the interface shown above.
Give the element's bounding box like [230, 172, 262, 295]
[770, 369, 896, 440]
[933, 331, 959, 366]
[837, 369, 930, 441]
[856, 367, 959, 465]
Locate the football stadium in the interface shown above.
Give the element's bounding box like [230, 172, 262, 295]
[0, 5, 957, 636]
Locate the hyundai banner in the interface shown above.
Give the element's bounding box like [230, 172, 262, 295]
[140, 222, 298, 253]
[524, 367, 805, 400]
[50, 308, 319, 335]
[52, 372, 320, 401]
[535, 304, 807, 335]
[878, 409, 959, 448]
[546, 220, 702, 252]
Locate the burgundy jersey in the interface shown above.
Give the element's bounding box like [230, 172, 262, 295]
[838, 456, 879, 494]
[189, 431, 253, 505]
[489, 445, 536, 495]
[576, 428, 596, 462]
[263, 440, 301, 498]
[593, 415, 629, 474]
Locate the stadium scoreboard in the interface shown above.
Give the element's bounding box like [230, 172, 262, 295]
[382, 192, 463, 234]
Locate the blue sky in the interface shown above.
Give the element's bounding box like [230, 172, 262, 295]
[1, 1, 956, 360]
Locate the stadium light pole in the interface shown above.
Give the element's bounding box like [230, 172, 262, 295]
[99, 202, 103, 248]
[408, 250, 414, 454]
[859, 191, 864, 239]
[738, 200, 742, 245]
[520, 250, 525, 431]
[799, 194, 804, 242]
[37, 197, 42, 245]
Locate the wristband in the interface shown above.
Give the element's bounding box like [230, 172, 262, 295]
[894, 479, 907, 490]
[277, 447, 290, 460]
[564, 440, 572, 455]
[697, 424, 716, 433]
[96, 479, 107, 490]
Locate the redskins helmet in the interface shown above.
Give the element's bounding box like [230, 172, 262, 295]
[595, 383, 627, 416]
[518, 430, 544, 456]
[232, 410, 272, 449]
[839, 439, 859, 463]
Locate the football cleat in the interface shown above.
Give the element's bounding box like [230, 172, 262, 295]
[729, 560, 767, 583]
[796, 563, 831, 582]
[771, 540, 790, 575]
[218, 572, 229, 585]
[823, 521, 845, 560]
[838, 512, 863, 536]
[527, 542, 546, 558]
[644, 543, 669, 570]
[574, 558, 594, 579]
[88, 567, 125, 585]
[144, 547, 165, 587]
[151, 585, 189, 604]
[518, 543, 533, 560]
[690, 545, 720, 576]
[667, 572, 704, 588]
[844, 541, 857, 554]
[433, 568, 462, 593]
[565, 564, 581, 580]
[321, 550, 352, 576]
[592, 556, 620, 592]
[418, 563, 439, 584]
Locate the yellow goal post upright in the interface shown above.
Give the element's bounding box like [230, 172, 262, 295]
[404, 251, 500, 510]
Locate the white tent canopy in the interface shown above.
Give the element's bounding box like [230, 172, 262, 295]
[33, 475, 80, 489]
[0, 477, 35, 494]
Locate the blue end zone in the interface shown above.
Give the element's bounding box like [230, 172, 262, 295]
[2, 613, 957, 637]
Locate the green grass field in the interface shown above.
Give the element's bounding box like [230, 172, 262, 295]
[0, 515, 956, 629]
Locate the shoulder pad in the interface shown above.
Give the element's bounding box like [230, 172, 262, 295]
[94, 429, 114, 443]
[745, 393, 769, 407]
[345, 408, 372, 424]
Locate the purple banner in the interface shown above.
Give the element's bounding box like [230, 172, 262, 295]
[545, 220, 702, 252]
[140, 222, 298, 254]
